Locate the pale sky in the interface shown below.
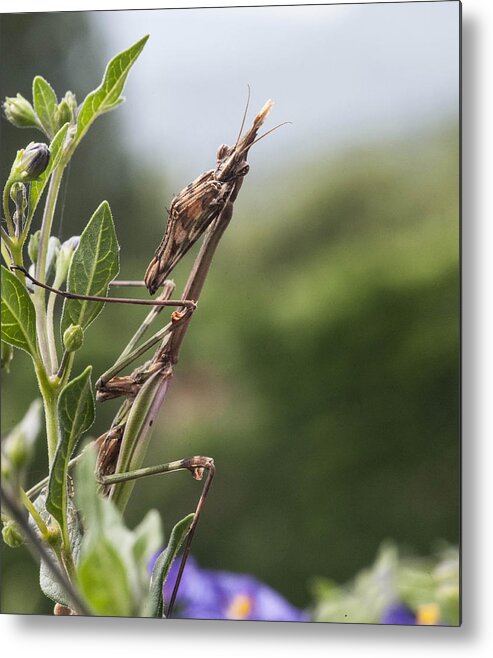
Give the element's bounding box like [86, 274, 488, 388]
[92, 2, 459, 184]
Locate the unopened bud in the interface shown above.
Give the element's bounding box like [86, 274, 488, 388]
[10, 182, 27, 210]
[0, 400, 42, 486]
[15, 142, 50, 181]
[54, 91, 78, 132]
[28, 230, 41, 264]
[55, 235, 80, 283]
[2, 520, 25, 548]
[55, 100, 71, 130]
[3, 94, 38, 129]
[5, 431, 30, 470]
[63, 324, 84, 353]
[64, 91, 77, 114]
[45, 236, 61, 281]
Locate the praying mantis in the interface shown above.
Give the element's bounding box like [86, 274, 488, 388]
[14, 95, 282, 616]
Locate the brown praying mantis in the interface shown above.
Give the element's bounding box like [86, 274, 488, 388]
[17, 95, 284, 616]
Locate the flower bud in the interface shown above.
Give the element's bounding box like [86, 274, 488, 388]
[54, 235, 80, 283]
[2, 520, 25, 548]
[55, 100, 72, 130]
[63, 324, 84, 353]
[16, 142, 50, 181]
[28, 230, 41, 264]
[0, 400, 42, 486]
[64, 91, 78, 115]
[4, 430, 30, 470]
[45, 236, 61, 281]
[10, 182, 27, 210]
[3, 94, 38, 129]
[55, 91, 78, 129]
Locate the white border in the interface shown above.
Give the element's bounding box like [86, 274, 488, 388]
[2, 1, 492, 656]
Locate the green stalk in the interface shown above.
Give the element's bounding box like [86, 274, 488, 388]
[36, 166, 64, 284]
[1, 233, 13, 265]
[36, 363, 61, 467]
[44, 391, 60, 468]
[21, 489, 49, 538]
[22, 486, 73, 592]
[34, 165, 65, 373]
[33, 294, 54, 373]
[2, 182, 15, 236]
[46, 267, 67, 372]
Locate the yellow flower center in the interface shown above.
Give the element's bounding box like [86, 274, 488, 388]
[226, 593, 253, 620]
[417, 602, 440, 625]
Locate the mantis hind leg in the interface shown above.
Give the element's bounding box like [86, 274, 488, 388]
[97, 455, 215, 618]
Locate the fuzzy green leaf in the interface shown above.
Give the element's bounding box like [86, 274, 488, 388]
[46, 366, 95, 528]
[76, 35, 148, 144]
[144, 513, 194, 618]
[33, 492, 83, 609]
[61, 201, 119, 335]
[77, 537, 134, 617]
[1, 266, 37, 358]
[75, 447, 137, 616]
[132, 510, 163, 585]
[32, 76, 58, 138]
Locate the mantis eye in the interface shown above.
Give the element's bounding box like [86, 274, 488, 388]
[216, 144, 230, 160]
[237, 163, 249, 177]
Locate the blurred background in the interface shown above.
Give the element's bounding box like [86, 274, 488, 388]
[0, 2, 459, 617]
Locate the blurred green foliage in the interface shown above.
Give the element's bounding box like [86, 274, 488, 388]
[311, 542, 459, 625]
[1, 13, 458, 616]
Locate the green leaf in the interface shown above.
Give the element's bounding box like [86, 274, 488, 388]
[1, 265, 38, 358]
[144, 513, 194, 618]
[46, 367, 95, 528]
[28, 122, 70, 222]
[32, 76, 58, 138]
[33, 492, 83, 608]
[61, 201, 119, 335]
[75, 447, 138, 616]
[76, 35, 149, 144]
[132, 510, 163, 585]
[77, 537, 134, 617]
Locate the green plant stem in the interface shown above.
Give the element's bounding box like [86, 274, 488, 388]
[36, 167, 64, 284]
[57, 350, 74, 385]
[9, 241, 26, 285]
[36, 364, 61, 467]
[33, 294, 54, 372]
[1, 226, 14, 252]
[46, 268, 66, 372]
[21, 488, 49, 538]
[1, 234, 12, 265]
[22, 485, 74, 586]
[34, 164, 65, 372]
[44, 392, 60, 468]
[2, 182, 15, 236]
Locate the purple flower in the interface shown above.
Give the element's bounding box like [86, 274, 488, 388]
[150, 554, 308, 622]
[380, 602, 416, 625]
